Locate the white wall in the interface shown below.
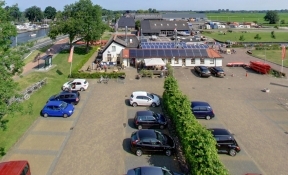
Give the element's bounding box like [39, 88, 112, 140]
[102, 42, 124, 62]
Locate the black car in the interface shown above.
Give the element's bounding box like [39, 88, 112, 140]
[209, 67, 226, 77]
[191, 101, 215, 120]
[134, 111, 167, 130]
[208, 128, 241, 156]
[130, 129, 175, 157]
[127, 166, 184, 175]
[48, 91, 80, 105]
[194, 66, 211, 77]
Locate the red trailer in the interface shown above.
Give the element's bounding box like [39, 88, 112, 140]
[249, 61, 271, 74]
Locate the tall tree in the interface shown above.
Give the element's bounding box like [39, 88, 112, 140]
[44, 6, 56, 19]
[0, 1, 30, 130]
[24, 6, 43, 22]
[264, 11, 279, 24]
[5, 3, 21, 21]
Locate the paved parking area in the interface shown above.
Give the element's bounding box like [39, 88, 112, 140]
[174, 53, 288, 174]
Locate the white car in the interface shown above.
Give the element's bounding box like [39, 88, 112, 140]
[62, 79, 89, 91]
[130, 91, 160, 107]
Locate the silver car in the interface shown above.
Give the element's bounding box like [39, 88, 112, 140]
[130, 91, 160, 107]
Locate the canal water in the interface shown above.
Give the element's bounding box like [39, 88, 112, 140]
[11, 28, 50, 46]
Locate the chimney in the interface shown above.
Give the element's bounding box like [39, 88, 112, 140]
[125, 26, 128, 45]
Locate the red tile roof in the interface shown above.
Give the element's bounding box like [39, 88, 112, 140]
[206, 48, 223, 58]
[122, 49, 129, 58]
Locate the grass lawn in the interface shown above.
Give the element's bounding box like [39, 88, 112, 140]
[251, 50, 288, 67]
[206, 12, 288, 25]
[0, 46, 97, 158]
[203, 31, 288, 42]
[24, 44, 53, 64]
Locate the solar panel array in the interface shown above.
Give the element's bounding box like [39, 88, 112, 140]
[128, 49, 209, 58]
[140, 42, 209, 49]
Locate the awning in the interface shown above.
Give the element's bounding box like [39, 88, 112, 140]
[144, 58, 165, 66]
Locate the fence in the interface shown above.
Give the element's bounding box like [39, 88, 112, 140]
[7, 78, 47, 105]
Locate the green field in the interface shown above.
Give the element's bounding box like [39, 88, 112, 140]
[0, 46, 97, 158]
[251, 50, 288, 67]
[203, 31, 288, 42]
[206, 12, 288, 25]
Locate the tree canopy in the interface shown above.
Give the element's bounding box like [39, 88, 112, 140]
[24, 6, 43, 22]
[48, 0, 105, 52]
[264, 11, 280, 24]
[4, 3, 21, 21]
[0, 1, 30, 130]
[44, 6, 57, 19]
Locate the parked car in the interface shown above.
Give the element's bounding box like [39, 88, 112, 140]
[209, 66, 226, 77]
[130, 129, 175, 156]
[130, 91, 160, 107]
[194, 66, 211, 77]
[208, 128, 241, 156]
[126, 166, 184, 175]
[134, 111, 167, 129]
[48, 91, 80, 105]
[62, 79, 89, 91]
[191, 101, 215, 120]
[41, 101, 74, 118]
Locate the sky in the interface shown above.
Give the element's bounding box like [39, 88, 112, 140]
[3, 0, 288, 11]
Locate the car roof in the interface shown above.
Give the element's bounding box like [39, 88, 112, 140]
[73, 79, 86, 82]
[136, 111, 153, 116]
[138, 129, 157, 140]
[214, 67, 223, 70]
[46, 101, 63, 106]
[191, 101, 210, 107]
[199, 66, 208, 69]
[132, 91, 148, 96]
[140, 166, 163, 175]
[209, 128, 231, 135]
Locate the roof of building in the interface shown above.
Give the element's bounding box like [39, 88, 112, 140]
[141, 20, 190, 33]
[162, 13, 207, 19]
[122, 48, 222, 58]
[101, 34, 139, 53]
[117, 16, 135, 28]
[134, 14, 163, 21]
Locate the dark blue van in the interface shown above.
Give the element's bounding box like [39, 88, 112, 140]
[191, 101, 215, 120]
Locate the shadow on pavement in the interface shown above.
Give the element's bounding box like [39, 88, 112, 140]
[122, 138, 133, 155]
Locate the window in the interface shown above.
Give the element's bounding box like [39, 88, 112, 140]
[112, 46, 116, 52]
[210, 59, 214, 64]
[147, 116, 156, 121]
[64, 95, 70, 98]
[168, 59, 171, 64]
[117, 54, 120, 58]
[107, 54, 112, 62]
[200, 58, 204, 64]
[59, 95, 65, 99]
[174, 58, 179, 64]
[191, 58, 195, 64]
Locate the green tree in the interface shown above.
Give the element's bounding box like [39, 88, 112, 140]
[254, 34, 261, 40]
[239, 35, 245, 41]
[44, 6, 56, 19]
[271, 31, 276, 39]
[280, 19, 285, 24]
[135, 20, 141, 30]
[5, 3, 21, 21]
[24, 6, 43, 22]
[264, 11, 279, 24]
[0, 1, 30, 130]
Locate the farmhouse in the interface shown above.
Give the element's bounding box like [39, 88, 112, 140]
[116, 16, 135, 31]
[101, 34, 139, 65]
[134, 14, 163, 21]
[141, 20, 190, 36]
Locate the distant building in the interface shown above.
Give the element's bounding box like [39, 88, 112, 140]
[134, 14, 163, 21]
[141, 20, 190, 36]
[162, 13, 207, 21]
[116, 16, 135, 31]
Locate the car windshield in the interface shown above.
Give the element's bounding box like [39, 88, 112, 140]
[156, 131, 166, 144]
[59, 102, 68, 109]
[147, 93, 154, 99]
[84, 80, 87, 84]
[153, 112, 159, 119]
[215, 67, 223, 71]
[67, 81, 73, 85]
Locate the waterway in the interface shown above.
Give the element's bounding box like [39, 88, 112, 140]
[11, 28, 50, 47]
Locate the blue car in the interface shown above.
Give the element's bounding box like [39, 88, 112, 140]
[41, 101, 74, 118]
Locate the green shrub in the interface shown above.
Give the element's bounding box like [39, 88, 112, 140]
[70, 71, 125, 78]
[162, 64, 228, 175]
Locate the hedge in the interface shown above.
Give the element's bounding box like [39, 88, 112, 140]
[162, 64, 228, 175]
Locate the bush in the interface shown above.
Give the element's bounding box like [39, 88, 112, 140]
[162, 64, 228, 175]
[139, 69, 153, 77]
[70, 71, 125, 78]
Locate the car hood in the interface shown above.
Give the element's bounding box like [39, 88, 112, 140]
[126, 169, 135, 175]
[157, 114, 166, 123]
[164, 134, 175, 148]
[64, 104, 74, 111]
[153, 94, 160, 101]
[63, 81, 71, 87]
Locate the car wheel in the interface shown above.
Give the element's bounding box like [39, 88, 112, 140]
[132, 103, 137, 107]
[151, 103, 156, 108]
[80, 87, 84, 91]
[136, 149, 142, 156]
[137, 125, 142, 130]
[205, 115, 211, 120]
[43, 113, 48, 118]
[229, 149, 237, 157]
[159, 125, 165, 129]
[165, 150, 172, 156]
[63, 114, 68, 118]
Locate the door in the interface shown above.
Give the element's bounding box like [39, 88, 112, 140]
[64, 94, 71, 103]
[151, 139, 162, 152]
[71, 83, 76, 90]
[141, 139, 153, 153]
[182, 59, 186, 66]
[59, 95, 65, 101]
[146, 116, 157, 128]
[136, 96, 144, 105]
[142, 96, 151, 106]
[53, 106, 62, 116]
[75, 82, 82, 90]
[192, 107, 201, 118]
[199, 107, 209, 118]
